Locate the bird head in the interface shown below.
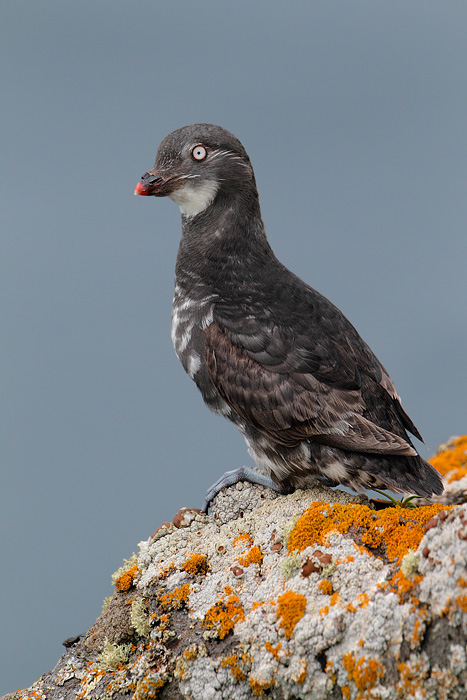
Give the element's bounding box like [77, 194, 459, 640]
[134, 124, 256, 218]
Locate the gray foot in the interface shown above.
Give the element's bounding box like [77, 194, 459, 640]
[203, 466, 294, 512]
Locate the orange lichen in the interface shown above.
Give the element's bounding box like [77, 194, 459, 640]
[115, 565, 139, 592]
[133, 674, 166, 699]
[325, 660, 337, 683]
[330, 592, 341, 606]
[221, 653, 249, 682]
[234, 533, 253, 547]
[288, 501, 450, 562]
[252, 600, 265, 610]
[183, 646, 198, 661]
[292, 659, 307, 684]
[391, 570, 422, 600]
[265, 641, 282, 660]
[439, 598, 452, 618]
[151, 612, 169, 626]
[319, 605, 330, 616]
[203, 593, 245, 639]
[158, 563, 175, 580]
[343, 652, 384, 692]
[158, 583, 191, 610]
[181, 553, 208, 575]
[456, 594, 467, 612]
[429, 435, 467, 483]
[397, 660, 429, 697]
[357, 593, 370, 608]
[411, 610, 428, 647]
[77, 668, 107, 699]
[237, 545, 263, 567]
[250, 677, 274, 696]
[318, 579, 333, 595]
[276, 590, 307, 639]
[457, 577, 467, 589]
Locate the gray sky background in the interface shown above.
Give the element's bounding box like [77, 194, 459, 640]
[2, 1, 466, 693]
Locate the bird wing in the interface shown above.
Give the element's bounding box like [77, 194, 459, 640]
[204, 317, 417, 456]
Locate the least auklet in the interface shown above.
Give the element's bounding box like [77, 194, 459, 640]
[135, 123, 443, 510]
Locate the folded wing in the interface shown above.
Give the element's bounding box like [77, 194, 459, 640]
[204, 318, 418, 456]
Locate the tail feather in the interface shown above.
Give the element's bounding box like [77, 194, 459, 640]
[365, 455, 444, 498]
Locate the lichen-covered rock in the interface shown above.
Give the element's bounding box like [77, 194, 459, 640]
[429, 435, 467, 505]
[4, 437, 467, 700]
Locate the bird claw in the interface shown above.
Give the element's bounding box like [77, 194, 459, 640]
[203, 466, 293, 512]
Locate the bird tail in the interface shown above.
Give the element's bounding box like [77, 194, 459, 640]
[365, 454, 444, 498]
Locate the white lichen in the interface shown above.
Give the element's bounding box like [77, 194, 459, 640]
[400, 549, 419, 580]
[96, 638, 131, 670]
[101, 595, 113, 613]
[131, 596, 151, 637]
[282, 515, 300, 546]
[281, 553, 301, 580]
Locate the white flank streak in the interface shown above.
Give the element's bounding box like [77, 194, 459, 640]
[187, 353, 201, 378]
[181, 327, 195, 354]
[177, 297, 199, 311]
[170, 310, 180, 346]
[169, 180, 219, 217]
[216, 401, 232, 417]
[201, 306, 214, 329]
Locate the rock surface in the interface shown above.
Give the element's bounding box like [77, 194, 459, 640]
[3, 437, 467, 700]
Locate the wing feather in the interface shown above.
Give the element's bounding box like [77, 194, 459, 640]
[204, 321, 416, 455]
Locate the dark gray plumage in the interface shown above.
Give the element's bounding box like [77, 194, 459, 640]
[135, 123, 443, 508]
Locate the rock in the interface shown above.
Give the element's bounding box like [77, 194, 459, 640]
[3, 437, 467, 700]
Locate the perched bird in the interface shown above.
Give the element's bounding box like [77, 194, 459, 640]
[135, 123, 443, 509]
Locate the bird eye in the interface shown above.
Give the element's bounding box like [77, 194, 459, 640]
[192, 145, 207, 161]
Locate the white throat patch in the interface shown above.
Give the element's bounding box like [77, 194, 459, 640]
[169, 180, 219, 217]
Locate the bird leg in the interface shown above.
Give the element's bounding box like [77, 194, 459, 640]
[203, 466, 294, 512]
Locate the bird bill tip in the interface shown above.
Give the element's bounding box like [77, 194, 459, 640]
[134, 181, 150, 196]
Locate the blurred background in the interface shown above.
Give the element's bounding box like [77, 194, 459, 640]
[1, 1, 466, 693]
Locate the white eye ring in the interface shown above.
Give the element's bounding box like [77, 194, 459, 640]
[192, 145, 207, 161]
